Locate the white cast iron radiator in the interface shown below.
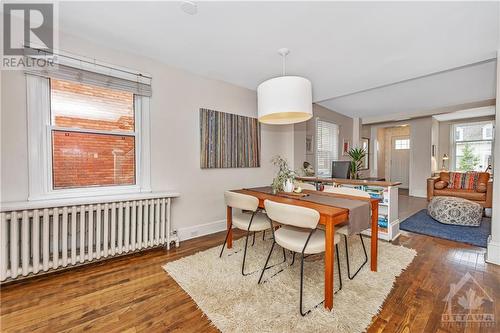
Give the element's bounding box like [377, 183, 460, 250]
[0, 192, 179, 282]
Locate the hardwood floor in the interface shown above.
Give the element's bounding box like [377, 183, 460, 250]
[1, 194, 499, 333]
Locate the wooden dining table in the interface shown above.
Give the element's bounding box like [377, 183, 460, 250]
[227, 187, 379, 310]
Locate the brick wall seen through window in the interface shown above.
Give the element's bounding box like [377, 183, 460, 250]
[50, 79, 136, 189]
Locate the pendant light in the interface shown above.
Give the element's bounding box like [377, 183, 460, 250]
[257, 48, 312, 125]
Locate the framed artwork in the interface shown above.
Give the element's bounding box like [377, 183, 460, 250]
[200, 108, 261, 168]
[306, 135, 313, 154]
[342, 139, 350, 156]
[360, 137, 370, 170]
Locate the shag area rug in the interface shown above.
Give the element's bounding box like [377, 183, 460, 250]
[164, 234, 416, 333]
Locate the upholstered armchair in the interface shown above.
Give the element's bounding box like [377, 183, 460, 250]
[427, 171, 492, 208]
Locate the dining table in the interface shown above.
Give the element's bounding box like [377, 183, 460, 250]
[226, 186, 379, 310]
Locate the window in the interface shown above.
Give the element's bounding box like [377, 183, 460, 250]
[452, 121, 494, 172]
[483, 123, 493, 140]
[316, 119, 339, 176]
[50, 79, 136, 189]
[26, 65, 151, 200]
[394, 139, 410, 150]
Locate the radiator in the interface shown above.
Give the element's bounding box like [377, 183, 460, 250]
[0, 193, 178, 282]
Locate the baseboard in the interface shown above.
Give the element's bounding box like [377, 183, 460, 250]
[409, 189, 427, 198]
[486, 236, 500, 265]
[177, 219, 227, 242]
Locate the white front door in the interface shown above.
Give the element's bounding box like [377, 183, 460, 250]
[390, 136, 410, 188]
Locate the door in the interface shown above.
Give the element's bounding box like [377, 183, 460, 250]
[390, 136, 410, 188]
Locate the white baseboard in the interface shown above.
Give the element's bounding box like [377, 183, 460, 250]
[177, 219, 227, 242]
[486, 236, 500, 265]
[409, 189, 427, 198]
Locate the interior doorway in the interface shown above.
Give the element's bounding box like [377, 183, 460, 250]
[390, 136, 410, 188]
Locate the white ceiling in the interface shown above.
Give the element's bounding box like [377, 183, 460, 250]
[58, 1, 499, 118]
[321, 60, 497, 119]
[432, 106, 496, 122]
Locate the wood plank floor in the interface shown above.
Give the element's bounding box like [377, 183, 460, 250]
[1, 194, 499, 332]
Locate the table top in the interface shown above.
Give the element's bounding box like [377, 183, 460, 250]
[233, 188, 347, 218]
[232, 187, 378, 226]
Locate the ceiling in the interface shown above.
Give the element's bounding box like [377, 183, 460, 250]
[432, 106, 496, 122]
[57, 1, 499, 118]
[321, 60, 497, 120]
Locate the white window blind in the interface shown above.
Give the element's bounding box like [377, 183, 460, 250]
[316, 119, 339, 176]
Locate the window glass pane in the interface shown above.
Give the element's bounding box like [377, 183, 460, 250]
[51, 79, 134, 132]
[52, 131, 135, 189]
[395, 139, 410, 150]
[455, 141, 492, 172]
[454, 123, 488, 142]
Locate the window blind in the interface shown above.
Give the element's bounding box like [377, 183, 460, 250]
[316, 119, 339, 176]
[24, 48, 152, 96]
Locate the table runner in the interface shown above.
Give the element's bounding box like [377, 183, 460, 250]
[246, 187, 371, 235]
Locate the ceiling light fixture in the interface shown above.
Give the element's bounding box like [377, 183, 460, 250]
[257, 48, 312, 125]
[180, 1, 197, 15]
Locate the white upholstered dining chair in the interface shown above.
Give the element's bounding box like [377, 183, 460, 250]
[220, 191, 285, 276]
[323, 186, 370, 280]
[259, 199, 342, 316]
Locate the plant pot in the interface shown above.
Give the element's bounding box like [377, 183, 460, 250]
[283, 179, 294, 193]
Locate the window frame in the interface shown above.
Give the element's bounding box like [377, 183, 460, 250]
[450, 120, 494, 172]
[26, 75, 151, 201]
[315, 117, 339, 177]
[394, 138, 410, 150]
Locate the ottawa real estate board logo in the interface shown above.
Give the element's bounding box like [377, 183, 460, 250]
[2, 2, 58, 70]
[442, 272, 495, 328]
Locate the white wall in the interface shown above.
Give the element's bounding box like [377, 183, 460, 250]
[0, 32, 295, 240]
[367, 117, 433, 197]
[486, 53, 500, 265]
[302, 104, 354, 168]
[431, 118, 440, 173]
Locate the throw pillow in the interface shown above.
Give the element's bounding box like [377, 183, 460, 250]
[448, 172, 479, 190]
[477, 183, 487, 193]
[434, 181, 448, 189]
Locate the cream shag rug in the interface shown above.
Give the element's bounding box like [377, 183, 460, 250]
[163, 234, 416, 333]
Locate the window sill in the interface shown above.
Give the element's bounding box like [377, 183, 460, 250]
[1, 191, 180, 212]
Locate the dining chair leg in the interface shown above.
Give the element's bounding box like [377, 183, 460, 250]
[299, 230, 315, 316]
[344, 234, 368, 280]
[251, 231, 256, 246]
[335, 244, 342, 293]
[290, 252, 296, 266]
[299, 252, 306, 316]
[258, 240, 275, 284]
[219, 222, 232, 258]
[241, 230, 252, 276]
[262, 230, 266, 240]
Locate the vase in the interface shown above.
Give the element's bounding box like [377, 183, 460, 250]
[283, 179, 294, 193]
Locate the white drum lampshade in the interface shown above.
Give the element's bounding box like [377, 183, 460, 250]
[257, 76, 313, 125]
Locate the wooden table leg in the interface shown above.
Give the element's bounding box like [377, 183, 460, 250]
[370, 202, 378, 271]
[226, 206, 233, 249]
[324, 217, 335, 310]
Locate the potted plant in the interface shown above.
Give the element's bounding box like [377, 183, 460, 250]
[347, 147, 366, 179]
[271, 156, 295, 193]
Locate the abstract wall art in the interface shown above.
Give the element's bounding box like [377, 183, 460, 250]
[200, 108, 261, 168]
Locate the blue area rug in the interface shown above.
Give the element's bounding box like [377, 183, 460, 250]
[400, 209, 491, 248]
